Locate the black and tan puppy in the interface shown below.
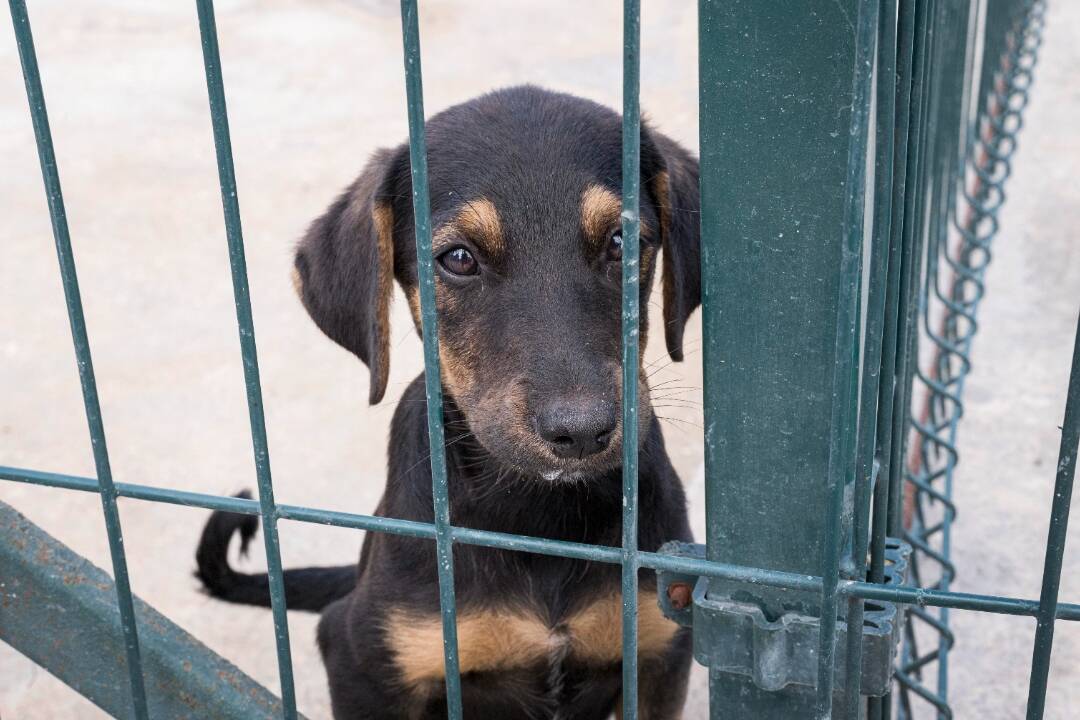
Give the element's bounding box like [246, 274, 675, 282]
[196, 85, 701, 720]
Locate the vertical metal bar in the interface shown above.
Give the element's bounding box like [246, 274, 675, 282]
[699, 0, 864, 716]
[620, 1, 642, 717]
[887, 0, 935, 538]
[6, 3, 150, 717]
[868, 17, 914, 720]
[816, 0, 879, 714]
[889, 7, 936, 712]
[898, 12, 950, 717]
[1024, 310, 1080, 720]
[870, 0, 917, 606]
[397, 2, 463, 717]
[867, 9, 908, 718]
[871, 0, 917, 586]
[193, 2, 296, 717]
[846, 0, 899, 711]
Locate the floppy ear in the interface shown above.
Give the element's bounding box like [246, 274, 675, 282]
[293, 147, 408, 404]
[644, 128, 702, 362]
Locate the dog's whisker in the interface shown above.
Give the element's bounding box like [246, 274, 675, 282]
[648, 379, 700, 389]
[650, 392, 701, 403]
[649, 386, 699, 397]
[647, 380, 699, 394]
[642, 351, 677, 371]
[651, 403, 703, 413]
[650, 397, 700, 407]
[389, 430, 476, 483]
[643, 345, 701, 375]
[655, 415, 705, 431]
[645, 360, 679, 380]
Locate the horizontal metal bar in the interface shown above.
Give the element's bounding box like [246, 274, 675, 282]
[0, 466, 438, 538]
[4, 465, 1078, 622]
[842, 581, 1080, 622]
[277, 504, 436, 539]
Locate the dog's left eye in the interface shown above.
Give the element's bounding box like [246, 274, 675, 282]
[438, 247, 479, 277]
[606, 231, 623, 262]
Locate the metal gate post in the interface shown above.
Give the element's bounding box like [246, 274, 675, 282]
[697, 1, 876, 716]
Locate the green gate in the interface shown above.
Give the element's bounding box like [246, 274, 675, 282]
[2, 0, 1077, 719]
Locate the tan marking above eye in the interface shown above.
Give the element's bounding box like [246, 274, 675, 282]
[384, 591, 679, 687]
[433, 197, 504, 258]
[581, 185, 623, 247]
[580, 184, 655, 248]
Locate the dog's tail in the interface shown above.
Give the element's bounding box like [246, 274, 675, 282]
[195, 491, 357, 613]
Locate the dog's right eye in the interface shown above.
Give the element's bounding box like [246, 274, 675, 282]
[437, 246, 480, 277]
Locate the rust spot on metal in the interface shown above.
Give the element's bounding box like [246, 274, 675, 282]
[218, 669, 245, 692]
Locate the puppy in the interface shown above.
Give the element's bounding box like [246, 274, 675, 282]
[196, 85, 701, 720]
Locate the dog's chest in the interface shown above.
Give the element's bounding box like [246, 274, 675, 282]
[384, 590, 678, 687]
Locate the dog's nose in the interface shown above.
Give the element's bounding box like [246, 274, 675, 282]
[536, 399, 617, 459]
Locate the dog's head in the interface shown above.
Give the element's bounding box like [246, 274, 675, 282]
[294, 86, 700, 481]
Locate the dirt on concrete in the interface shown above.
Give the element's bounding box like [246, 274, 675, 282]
[0, 1, 1076, 718]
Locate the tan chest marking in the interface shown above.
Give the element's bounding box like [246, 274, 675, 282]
[564, 591, 680, 665]
[386, 607, 553, 687]
[385, 591, 679, 687]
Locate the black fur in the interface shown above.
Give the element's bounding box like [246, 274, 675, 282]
[195, 86, 701, 720]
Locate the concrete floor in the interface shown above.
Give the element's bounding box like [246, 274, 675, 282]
[0, 1, 1076, 718]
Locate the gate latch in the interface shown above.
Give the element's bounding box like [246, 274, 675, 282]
[656, 539, 911, 696]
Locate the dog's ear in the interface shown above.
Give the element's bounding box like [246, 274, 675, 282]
[293, 146, 410, 404]
[643, 128, 701, 362]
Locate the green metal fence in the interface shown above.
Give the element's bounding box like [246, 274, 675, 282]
[1, 0, 1077, 719]
[892, 1, 1055, 717]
